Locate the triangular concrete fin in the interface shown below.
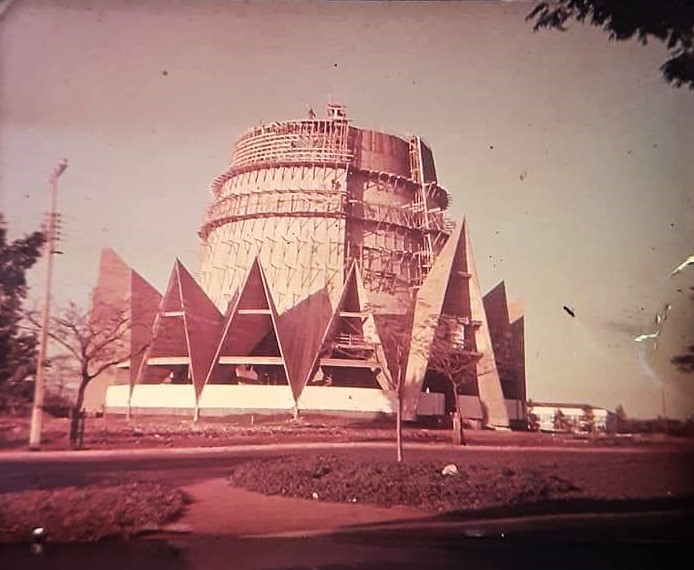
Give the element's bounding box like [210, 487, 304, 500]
[237, 259, 271, 311]
[464, 221, 508, 427]
[88, 248, 164, 402]
[202, 285, 241, 386]
[483, 282, 510, 363]
[306, 261, 391, 394]
[508, 299, 526, 405]
[87, 248, 136, 409]
[161, 261, 183, 313]
[92, 247, 133, 304]
[373, 310, 414, 391]
[483, 281, 515, 400]
[401, 220, 465, 418]
[223, 288, 241, 319]
[442, 222, 473, 317]
[134, 262, 189, 391]
[128, 268, 162, 390]
[257, 259, 294, 399]
[323, 260, 361, 343]
[353, 264, 393, 389]
[401, 218, 509, 427]
[175, 261, 223, 398]
[209, 258, 275, 360]
[276, 287, 333, 401]
[204, 258, 291, 395]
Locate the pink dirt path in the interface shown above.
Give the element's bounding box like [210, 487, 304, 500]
[177, 478, 429, 537]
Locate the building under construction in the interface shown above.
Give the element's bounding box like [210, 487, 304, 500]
[101, 104, 526, 427]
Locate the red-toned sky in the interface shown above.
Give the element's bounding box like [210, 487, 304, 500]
[1, 0, 693, 418]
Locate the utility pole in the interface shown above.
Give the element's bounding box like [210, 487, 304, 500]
[29, 159, 68, 450]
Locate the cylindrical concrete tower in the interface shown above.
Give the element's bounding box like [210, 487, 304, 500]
[199, 104, 451, 316]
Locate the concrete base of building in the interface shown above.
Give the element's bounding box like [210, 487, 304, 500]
[106, 408, 422, 422]
[105, 384, 447, 418]
[104, 385, 526, 429]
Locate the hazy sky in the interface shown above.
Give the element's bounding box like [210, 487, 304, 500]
[2, 0, 693, 418]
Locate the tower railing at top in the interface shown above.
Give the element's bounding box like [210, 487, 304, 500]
[231, 120, 353, 169]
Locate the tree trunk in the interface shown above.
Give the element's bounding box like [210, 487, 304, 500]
[450, 384, 466, 446]
[292, 404, 300, 421]
[70, 380, 88, 448]
[452, 410, 463, 446]
[396, 394, 403, 463]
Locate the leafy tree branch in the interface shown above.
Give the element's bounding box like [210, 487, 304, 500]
[527, 1, 694, 89]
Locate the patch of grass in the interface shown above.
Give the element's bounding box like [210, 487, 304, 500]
[228, 455, 581, 511]
[0, 481, 184, 543]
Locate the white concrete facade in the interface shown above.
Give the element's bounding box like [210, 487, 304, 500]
[106, 384, 445, 416]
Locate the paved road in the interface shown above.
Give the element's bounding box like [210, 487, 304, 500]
[1, 443, 460, 492]
[1, 441, 693, 494]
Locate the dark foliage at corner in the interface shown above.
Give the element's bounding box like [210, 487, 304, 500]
[0, 215, 45, 414]
[528, 1, 694, 89]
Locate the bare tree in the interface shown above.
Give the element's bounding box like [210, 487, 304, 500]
[426, 316, 482, 446]
[43, 353, 77, 415]
[381, 320, 410, 463]
[381, 304, 500, 454]
[385, 310, 487, 449]
[27, 300, 148, 446]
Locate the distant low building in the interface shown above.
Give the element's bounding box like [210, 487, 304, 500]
[528, 402, 614, 433]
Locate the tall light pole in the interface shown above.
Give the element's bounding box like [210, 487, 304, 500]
[29, 158, 68, 450]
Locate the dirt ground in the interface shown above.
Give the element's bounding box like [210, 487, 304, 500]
[2, 413, 692, 451]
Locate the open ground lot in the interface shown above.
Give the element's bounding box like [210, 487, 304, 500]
[3, 413, 693, 452]
[1, 414, 693, 545]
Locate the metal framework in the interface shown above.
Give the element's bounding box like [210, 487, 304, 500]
[199, 105, 453, 314]
[96, 105, 524, 428]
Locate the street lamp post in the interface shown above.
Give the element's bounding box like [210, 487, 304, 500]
[29, 159, 68, 450]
